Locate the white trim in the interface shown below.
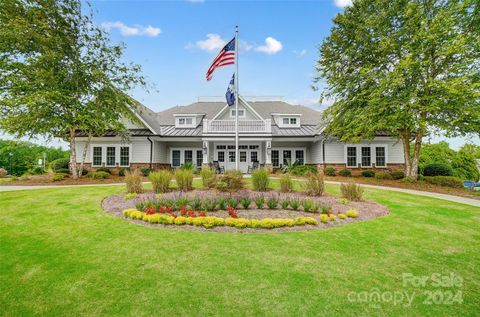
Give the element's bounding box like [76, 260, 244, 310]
[173, 113, 206, 117]
[230, 108, 246, 118]
[239, 96, 264, 120]
[169, 147, 202, 168]
[271, 147, 306, 167]
[90, 144, 132, 167]
[271, 113, 302, 116]
[343, 144, 388, 168]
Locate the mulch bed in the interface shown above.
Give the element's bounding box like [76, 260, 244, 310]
[102, 190, 389, 233]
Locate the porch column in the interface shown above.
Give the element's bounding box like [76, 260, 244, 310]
[202, 141, 209, 168]
[265, 140, 272, 171]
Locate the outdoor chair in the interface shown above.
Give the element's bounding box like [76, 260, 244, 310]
[212, 161, 224, 174]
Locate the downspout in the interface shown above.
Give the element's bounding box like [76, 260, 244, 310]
[147, 137, 153, 169]
[322, 139, 325, 166]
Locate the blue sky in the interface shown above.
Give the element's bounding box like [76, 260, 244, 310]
[2, 0, 478, 149]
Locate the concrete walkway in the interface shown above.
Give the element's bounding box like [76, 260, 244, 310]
[1, 180, 479, 207]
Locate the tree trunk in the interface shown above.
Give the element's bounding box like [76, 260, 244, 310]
[401, 129, 412, 177]
[78, 132, 92, 178]
[410, 129, 423, 180]
[401, 128, 423, 180]
[69, 127, 79, 179]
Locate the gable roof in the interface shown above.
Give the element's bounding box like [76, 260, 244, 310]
[119, 99, 328, 137]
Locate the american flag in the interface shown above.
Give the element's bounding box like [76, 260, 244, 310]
[206, 38, 235, 81]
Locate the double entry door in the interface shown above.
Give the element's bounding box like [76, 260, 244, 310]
[215, 144, 260, 173]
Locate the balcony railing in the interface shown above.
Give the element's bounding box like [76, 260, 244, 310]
[203, 119, 271, 133]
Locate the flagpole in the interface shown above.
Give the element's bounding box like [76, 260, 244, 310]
[234, 25, 239, 171]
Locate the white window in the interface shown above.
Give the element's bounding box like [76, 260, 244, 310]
[92, 147, 102, 166]
[120, 147, 130, 167]
[361, 147, 371, 167]
[176, 117, 194, 127]
[295, 150, 304, 165]
[346, 147, 357, 167]
[272, 150, 280, 167]
[279, 116, 300, 127]
[196, 150, 203, 167]
[106, 147, 116, 166]
[230, 108, 245, 118]
[375, 146, 386, 167]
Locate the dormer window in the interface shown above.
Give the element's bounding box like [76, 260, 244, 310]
[230, 108, 245, 118]
[176, 116, 195, 128]
[282, 118, 297, 125]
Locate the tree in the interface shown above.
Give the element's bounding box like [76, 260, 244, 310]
[0, 0, 146, 178]
[0, 139, 69, 176]
[314, 0, 480, 179]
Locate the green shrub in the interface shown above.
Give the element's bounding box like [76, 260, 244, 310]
[266, 194, 279, 209]
[140, 168, 153, 176]
[86, 171, 110, 179]
[51, 172, 67, 181]
[95, 167, 111, 174]
[118, 168, 130, 177]
[228, 197, 239, 209]
[301, 198, 316, 213]
[125, 169, 143, 194]
[290, 165, 317, 176]
[361, 170, 375, 178]
[254, 195, 265, 209]
[338, 213, 347, 220]
[303, 173, 324, 196]
[180, 162, 196, 171]
[240, 197, 252, 209]
[375, 171, 393, 180]
[55, 168, 70, 174]
[424, 176, 463, 188]
[218, 170, 243, 192]
[279, 173, 294, 192]
[280, 197, 290, 209]
[339, 168, 352, 177]
[200, 167, 216, 188]
[340, 183, 363, 201]
[149, 170, 172, 193]
[324, 166, 336, 176]
[215, 181, 228, 192]
[252, 169, 269, 191]
[390, 171, 405, 180]
[290, 198, 300, 210]
[423, 163, 453, 177]
[217, 196, 227, 210]
[29, 166, 45, 175]
[320, 214, 329, 223]
[50, 158, 69, 172]
[175, 169, 193, 191]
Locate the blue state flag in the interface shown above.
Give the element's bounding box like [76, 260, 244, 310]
[225, 74, 235, 106]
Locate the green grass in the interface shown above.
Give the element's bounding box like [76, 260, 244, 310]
[0, 181, 479, 316]
[0, 177, 12, 183]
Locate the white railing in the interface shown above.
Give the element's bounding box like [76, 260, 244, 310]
[203, 119, 271, 133]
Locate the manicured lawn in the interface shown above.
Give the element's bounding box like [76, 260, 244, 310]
[0, 181, 479, 316]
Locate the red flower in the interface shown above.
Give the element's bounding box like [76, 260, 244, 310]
[145, 207, 155, 215]
[180, 207, 187, 216]
[159, 206, 166, 213]
[227, 207, 238, 218]
[167, 206, 173, 213]
[188, 210, 197, 218]
[199, 211, 206, 217]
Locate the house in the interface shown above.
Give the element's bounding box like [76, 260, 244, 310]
[74, 97, 405, 174]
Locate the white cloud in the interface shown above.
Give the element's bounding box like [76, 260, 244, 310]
[195, 34, 226, 51]
[101, 21, 161, 37]
[255, 37, 283, 55]
[293, 49, 307, 57]
[334, 0, 353, 8]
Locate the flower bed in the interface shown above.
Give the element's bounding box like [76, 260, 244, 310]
[102, 190, 389, 232]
